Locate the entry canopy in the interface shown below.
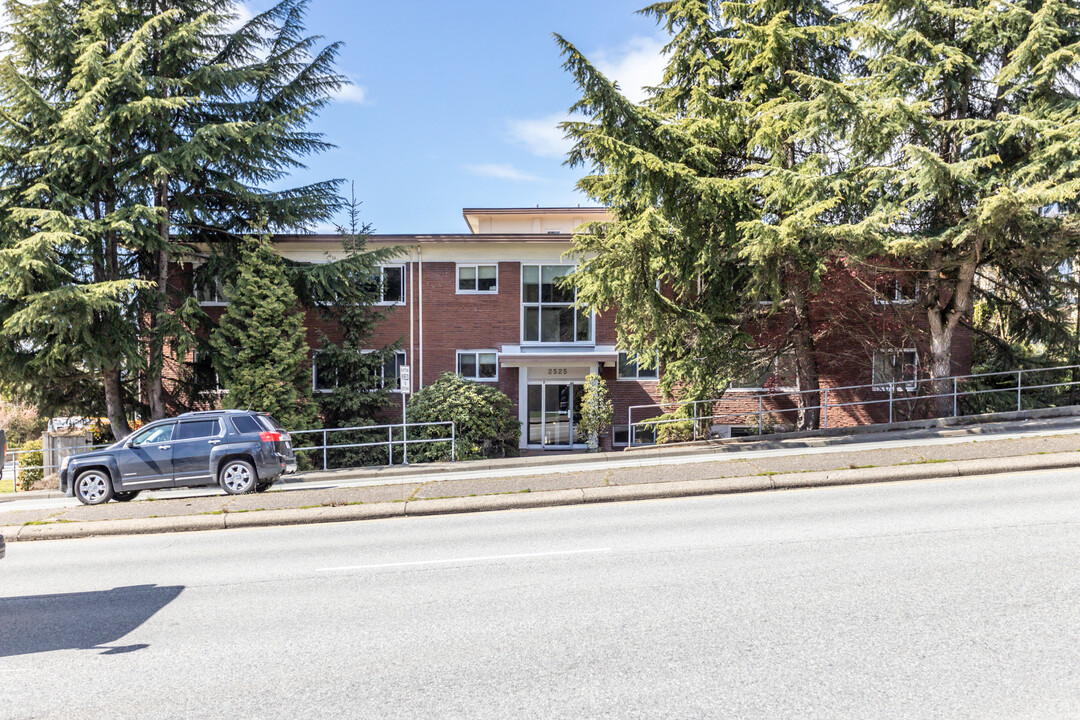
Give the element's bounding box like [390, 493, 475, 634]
[498, 346, 619, 368]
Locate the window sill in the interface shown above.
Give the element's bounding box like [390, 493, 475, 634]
[456, 290, 498, 295]
[374, 301, 406, 307]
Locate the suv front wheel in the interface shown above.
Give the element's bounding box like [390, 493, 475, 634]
[74, 470, 114, 505]
[219, 459, 257, 495]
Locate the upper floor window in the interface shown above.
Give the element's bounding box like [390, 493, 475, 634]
[872, 349, 918, 391]
[617, 352, 658, 380]
[730, 352, 797, 391]
[373, 265, 405, 305]
[457, 350, 498, 381]
[457, 264, 498, 294]
[192, 266, 227, 306]
[522, 265, 592, 344]
[874, 275, 918, 305]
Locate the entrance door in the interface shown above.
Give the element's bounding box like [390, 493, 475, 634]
[527, 382, 585, 449]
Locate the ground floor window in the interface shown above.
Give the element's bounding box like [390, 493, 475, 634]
[617, 351, 658, 380]
[872, 349, 918, 391]
[313, 350, 407, 392]
[457, 351, 498, 381]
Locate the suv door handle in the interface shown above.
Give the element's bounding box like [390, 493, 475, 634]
[208, 440, 220, 445]
[158, 445, 171, 450]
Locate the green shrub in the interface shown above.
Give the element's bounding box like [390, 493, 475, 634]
[406, 373, 520, 462]
[17, 438, 44, 491]
[645, 413, 694, 444]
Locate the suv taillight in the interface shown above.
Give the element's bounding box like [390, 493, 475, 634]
[259, 431, 282, 443]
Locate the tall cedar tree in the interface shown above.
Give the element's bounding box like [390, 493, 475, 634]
[0, 0, 344, 439]
[847, 0, 1080, 415]
[557, 0, 853, 428]
[298, 185, 404, 428]
[210, 232, 316, 429]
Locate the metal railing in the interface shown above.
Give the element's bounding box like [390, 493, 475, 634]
[4, 443, 112, 493]
[2, 420, 458, 492]
[627, 363, 1080, 447]
[289, 421, 456, 470]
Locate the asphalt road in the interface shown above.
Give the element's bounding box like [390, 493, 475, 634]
[2, 470, 1078, 719]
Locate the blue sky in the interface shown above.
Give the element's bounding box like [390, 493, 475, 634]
[240, 1, 667, 234]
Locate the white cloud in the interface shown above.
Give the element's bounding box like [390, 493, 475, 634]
[506, 114, 573, 160]
[333, 81, 368, 104]
[226, 2, 255, 32]
[464, 163, 545, 182]
[507, 35, 667, 159]
[592, 35, 667, 105]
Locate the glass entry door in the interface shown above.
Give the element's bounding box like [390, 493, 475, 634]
[527, 382, 585, 448]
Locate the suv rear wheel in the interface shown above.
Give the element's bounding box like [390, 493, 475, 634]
[74, 470, 114, 505]
[219, 459, 257, 495]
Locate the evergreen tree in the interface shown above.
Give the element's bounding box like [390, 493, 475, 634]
[0, 0, 345, 438]
[557, 0, 853, 428]
[210, 232, 316, 430]
[295, 184, 405, 428]
[846, 0, 1080, 414]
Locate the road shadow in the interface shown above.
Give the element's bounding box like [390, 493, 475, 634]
[0, 584, 183, 657]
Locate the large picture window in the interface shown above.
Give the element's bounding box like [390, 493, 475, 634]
[313, 350, 407, 393]
[522, 265, 592, 343]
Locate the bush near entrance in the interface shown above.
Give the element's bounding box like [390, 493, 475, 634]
[406, 373, 520, 462]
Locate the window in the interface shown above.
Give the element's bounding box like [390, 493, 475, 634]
[193, 273, 226, 306]
[231, 415, 262, 434]
[371, 265, 405, 305]
[130, 423, 174, 446]
[874, 275, 918, 305]
[873, 349, 918, 391]
[457, 264, 498, 293]
[617, 352, 658, 380]
[730, 353, 797, 391]
[175, 419, 221, 440]
[521, 265, 592, 343]
[312, 350, 407, 392]
[457, 351, 498, 381]
[189, 349, 224, 395]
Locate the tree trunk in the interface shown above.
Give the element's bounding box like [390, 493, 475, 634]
[927, 308, 959, 418]
[146, 179, 170, 420]
[103, 365, 131, 440]
[787, 280, 821, 430]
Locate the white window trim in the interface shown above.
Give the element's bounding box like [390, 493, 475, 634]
[189, 349, 226, 396]
[874, 277, 918, 305]
[616, 351, 659, 381]
[312, 349, 408, 393]
[872, 349, 919, 392]
[456, 350, 499, 382]
[191, 262, 227, 306]
[456, 264, 499, 295]
[520, 263, 595, 346]
[374, 265, 407, 307]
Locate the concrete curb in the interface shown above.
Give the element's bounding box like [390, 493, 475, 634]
[3, 452, 1078, 543]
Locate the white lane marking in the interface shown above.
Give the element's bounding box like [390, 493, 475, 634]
[317, 547, 612, 572]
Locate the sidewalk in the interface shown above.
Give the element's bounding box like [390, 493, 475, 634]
[3, 415, 1079, 543]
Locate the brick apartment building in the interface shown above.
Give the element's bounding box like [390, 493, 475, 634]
[186, 206, 972, 451]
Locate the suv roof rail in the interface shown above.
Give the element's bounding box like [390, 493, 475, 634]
[176, 409, 250, 418]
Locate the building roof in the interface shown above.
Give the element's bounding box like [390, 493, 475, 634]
[273, 233, 577, 245]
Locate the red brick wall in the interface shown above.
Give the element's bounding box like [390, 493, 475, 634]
[166, 254, 974, 442]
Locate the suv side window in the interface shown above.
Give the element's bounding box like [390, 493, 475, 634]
[175, 419, 221, 441]
[231, 415, 262, 434]
[130, 423, 175, 446]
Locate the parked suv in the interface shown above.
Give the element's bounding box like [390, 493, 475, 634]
[59, 410, 297, 505]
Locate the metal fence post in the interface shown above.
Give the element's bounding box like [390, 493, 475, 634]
[692, 401, 698, 441]
[953, 377, 958, 417]
[322, 430, 328, 471]
[1017, 370, 1023, 411]
[451, 423, 456, 462]
[628, 407, 633, 447]
[388, 426, 393, 466]
[889, 382, 895, 424]
[402, 422, 408, 465]
[822, 388, 829, 429]
[12, 454, 17, 493]
[757, 395, 763, 435]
